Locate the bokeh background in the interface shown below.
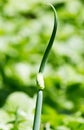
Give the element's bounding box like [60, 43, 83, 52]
[0, 0, 84, 129]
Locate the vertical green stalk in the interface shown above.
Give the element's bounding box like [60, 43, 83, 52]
[33, 4, 57, 130]
[33, 90, 43, 130]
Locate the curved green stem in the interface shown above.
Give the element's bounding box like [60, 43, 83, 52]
[33, 4, 57, 130]
[39, 4, 57, 73]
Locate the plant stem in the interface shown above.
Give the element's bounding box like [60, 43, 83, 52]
[39, 4, 57, 73]
[33, 90, 43, 130]
[33, 4, 57, 130]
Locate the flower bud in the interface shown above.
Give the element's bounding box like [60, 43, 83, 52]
[36, 73, 45, 90]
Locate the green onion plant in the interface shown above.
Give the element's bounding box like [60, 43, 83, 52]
[33, 4, 58, 130]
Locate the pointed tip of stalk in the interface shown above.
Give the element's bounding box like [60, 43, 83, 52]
[48, 3, 58, 28]
[45, 3, 57, 14]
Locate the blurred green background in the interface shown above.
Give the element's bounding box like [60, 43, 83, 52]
[0, 0, 84, 129]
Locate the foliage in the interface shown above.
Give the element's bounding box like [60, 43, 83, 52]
[0, 0, 84, 130]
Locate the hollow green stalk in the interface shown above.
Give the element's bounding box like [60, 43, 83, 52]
[33, 4, 57, 130]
